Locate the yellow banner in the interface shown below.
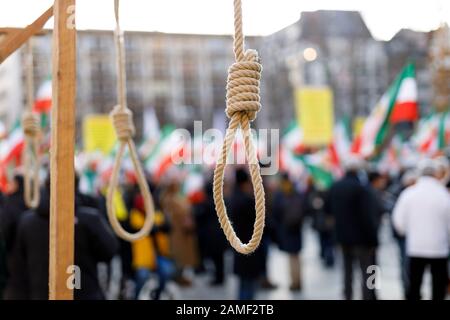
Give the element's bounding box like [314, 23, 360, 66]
[83, 115, 116, 154]
[295, 87, 334, 146]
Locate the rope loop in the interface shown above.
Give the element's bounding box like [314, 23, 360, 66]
[106, 0, 155, 242]
[213, 0, 266, 255]
[22, 40, 41, 209]
[106, 140, 155, 242]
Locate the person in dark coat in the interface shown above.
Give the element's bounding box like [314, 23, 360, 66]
[0, 175, 27, 254]
[367, 171, 388, 230]
[75, 174, 102, 211]
[4, 183, 119, 300]
[325, 160, 379, 300]
[272, 173, 305, 291]
[0, 228, 6, 299]
[0, 175, 27, 298]
[258, 175, 277, 290]
[229, 168, 265, 300]
[194, 181, 227, 285]
[192, 188, 209, 275]
[304, 176, 335, 268]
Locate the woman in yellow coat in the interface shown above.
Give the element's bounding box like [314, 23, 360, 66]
[130, 193, 173, 299]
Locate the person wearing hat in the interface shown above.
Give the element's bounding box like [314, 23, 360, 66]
[393, 159, 450, 300]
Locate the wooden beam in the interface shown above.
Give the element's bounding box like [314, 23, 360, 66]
[49, 0, 76, 300]
[0, 5, 53, 63]
[0, 28, 49, 36]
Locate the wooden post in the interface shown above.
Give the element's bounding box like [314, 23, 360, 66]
[49, 0, 76, 300]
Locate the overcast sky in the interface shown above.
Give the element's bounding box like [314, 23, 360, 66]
[0, 0, 449, 40]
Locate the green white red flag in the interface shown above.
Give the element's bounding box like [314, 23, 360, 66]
[413, 111, 450, 156]
[0, 121, 25, 192]
[33, 78, 52, 113]
[352, 63, 418, 158]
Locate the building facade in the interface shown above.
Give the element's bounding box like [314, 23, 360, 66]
[0, 50, 22, 127]
[259, 11, 389, 130]
[0, 10, 442, 138]
[4, 31, 258, 139]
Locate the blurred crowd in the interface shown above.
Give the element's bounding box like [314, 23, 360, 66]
[0, 155, 449, 300]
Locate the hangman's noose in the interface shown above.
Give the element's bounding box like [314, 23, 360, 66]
[213, 0, 265, 255]
[106, 0, 155, 242]
[22, 40, 41, 209]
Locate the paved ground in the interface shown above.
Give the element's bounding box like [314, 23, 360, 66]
[122, 216, 444, 300]
[164, 217, 436, 300]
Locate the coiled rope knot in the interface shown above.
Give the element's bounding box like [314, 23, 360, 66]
[225, 49, 262, 122]
[22, 111, 40, 138]
[111, 105, 135, 142]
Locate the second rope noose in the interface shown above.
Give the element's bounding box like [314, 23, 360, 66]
[213, 0, 266, 255]
[106, 0, 155, 242]
[22, 40, 41, 209]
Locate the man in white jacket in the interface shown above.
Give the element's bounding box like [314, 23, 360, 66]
[393, 160, 450, 300]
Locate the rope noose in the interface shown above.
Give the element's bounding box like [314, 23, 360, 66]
[106, 0, 155, 241]
[22, 40, 41, 209]
[213, 0, 265, 255]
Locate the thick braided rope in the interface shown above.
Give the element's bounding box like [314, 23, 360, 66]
[106, 0, 155, 242]
[22, 41, 41, 209]
[213, 0, 265, 255]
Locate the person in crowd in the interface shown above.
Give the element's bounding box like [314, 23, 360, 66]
[3, 178, 119, 300]
[229, 168, 265, 300]
[0, 175, 27, 299]
[258, 174, 278, 290]
[75, 174, 102, 211]
[325, 157, 379, 300]
[113, 177, 137, 299]
[0, 175, 27, 255]
[191, 185, 209, 276]
[447, 177, 450, 296]
[160, 177, 199, 287]
[75, 173, 114, 297]
[305, 176, 335, 268]
[272, 173, 305, 291]
[367, 171, 388, 230]
[435, 156, 450, 185]
[387, 169, 418, 298]
[193, 181, 227, 286]
[130, 189, 173, 300]
[393, 159, 450, 300]
[0, 228, 6, 299]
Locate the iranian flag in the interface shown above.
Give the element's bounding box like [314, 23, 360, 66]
[182, 166, 205, 203]
[414, 112, 450, 156]
[33, 78, 52, 128]
[143, 125, 184, 181]
[282, 121, 305, 154]
[279, 121, 304, 174]
[376, 135, 403, 174]
[0, 121, 24, 165]
[139, 107, 160, 158]
[33, 78, 52, 113]
[280, 122, 335, 188]
[328, 119, 352, 176]
[353, 64, 418, 158]
[0, 121, 25, 192]
[295, 152, 335, 190]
